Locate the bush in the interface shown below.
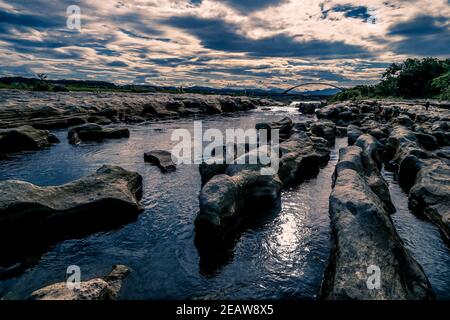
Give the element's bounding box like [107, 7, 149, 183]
[331, 58, 450, 101]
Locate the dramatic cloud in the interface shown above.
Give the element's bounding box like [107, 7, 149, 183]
[0, 0, 448, 89]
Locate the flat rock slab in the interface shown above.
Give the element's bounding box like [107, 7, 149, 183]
[0, 125, 58, 154]
[321, 143, 434, 300]
[30, 265, 130, 300]
[409, 160, 450, 239]
[144, 150, 176, 172]
[0, 165, 143, 241]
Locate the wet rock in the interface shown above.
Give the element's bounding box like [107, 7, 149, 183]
[409, 160, 450, 239]
[67, 123, 129, 144]
[321, 145, 434, 300]
[347, 125, 362, 146]
[144, 150, 177, 173]
[0, 166, 144, 242]
[298, 101, 322, 114]
[196, 171, 282, 240]
[30, 265, 130, 300]
[0, 125, 59, 154]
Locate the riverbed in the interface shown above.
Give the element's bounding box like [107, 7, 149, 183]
[0, 105, 449, 299]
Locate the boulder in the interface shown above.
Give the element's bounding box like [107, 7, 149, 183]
[0, 125, 59, 154]
[415, 132, 439, 151]
[277, 133, 321, 185]
[311, 121, 336, 145]
[144, 150, 177, 173]
[30, 265, 130, 300]
[196, 171, 282, 240]
[409, 160, 450, 239]
[384, 126, 430, 189]
[256, 117, 293, 140]
[67, 123, 129, 144]
[321, 145, 434, 300]
[347, 125, 362, 146]
[0, 166, 143, 243]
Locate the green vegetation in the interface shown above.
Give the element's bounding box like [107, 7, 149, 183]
[331, 58, 450, 102]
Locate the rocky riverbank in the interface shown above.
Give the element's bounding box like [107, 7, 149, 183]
[0, 90, 449, 300]
[0, 90, 281, 130]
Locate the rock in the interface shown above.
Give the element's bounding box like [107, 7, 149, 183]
[395, 115, 415, 127]
[52, 85, 70, 92]
[256, 117, 294, 140]
[30, 265, 130, 300]
[292, 120, 312, 133]
[298, 102, 321, 114]
[336, 126, 347, 137]
[321, 145, 434, 300]
[347, 125, 362, 146]
[416, 132, 439, 151]
[196, 171, 282, 240]
[67, 123, 129, 144]
[0, 166, 144, 243]
[196, 131, 325, 241]
[277, 133, 321, 185]
[384, 126, 430, 189]
[0, 125, 59, 154]
[142, 101, 179, 118]
[316, 104, 341, 120]
[311, 121, 336, 145]
[409, 160, 450, 239]
[355, 135, 396, 213]
[311, 136, 331, 165]
[144, 150, 176, 173]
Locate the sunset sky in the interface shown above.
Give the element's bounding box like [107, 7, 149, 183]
[0, 0, 449, 90]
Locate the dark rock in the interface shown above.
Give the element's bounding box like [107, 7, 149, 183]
[310, 121, 336, 145]
[256, 117, 293, 140]
[298, 102, 321, 114]
[0, 125, 59, 154]
[67, 123, 129, 144]
[30, 265, 130, 300]
[336, 126, 347, 137]
[144, 150, 176, 173]
[196, 171, 282, 240]
[409, 160, 450, 239]
[415, 132, 439, 151]
[347, 125, 362, 146]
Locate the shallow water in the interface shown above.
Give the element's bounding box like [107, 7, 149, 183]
[383, 169, 450, 300]
[1, 105, 448, 300]
[0, 107, 344, 299]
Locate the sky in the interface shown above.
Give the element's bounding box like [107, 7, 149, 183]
[0, 0, 449, 90]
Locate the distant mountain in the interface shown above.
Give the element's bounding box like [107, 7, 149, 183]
[0, 76, 337, 98]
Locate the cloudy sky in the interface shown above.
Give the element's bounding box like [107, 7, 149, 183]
[0, 0, 449, 90]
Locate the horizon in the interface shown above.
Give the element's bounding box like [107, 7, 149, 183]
[0, 1, 449, 91]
